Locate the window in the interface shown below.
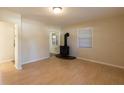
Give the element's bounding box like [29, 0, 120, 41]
[77, 27, 92, 48]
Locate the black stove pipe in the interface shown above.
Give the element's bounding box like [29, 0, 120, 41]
[64, 33, 69, 46]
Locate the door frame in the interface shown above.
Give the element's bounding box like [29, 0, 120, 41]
[49, 31, 61, 54]
[14, 24, 20, 70]
[0, 22, 20, 70]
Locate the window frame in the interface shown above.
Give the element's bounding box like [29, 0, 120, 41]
[77, 27, 93, 48]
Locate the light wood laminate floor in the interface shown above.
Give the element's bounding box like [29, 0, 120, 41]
[0, 56, 124, 85]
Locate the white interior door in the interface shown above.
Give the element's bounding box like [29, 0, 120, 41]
[50, 32, 60, 54]
[0, 22, 15, 63]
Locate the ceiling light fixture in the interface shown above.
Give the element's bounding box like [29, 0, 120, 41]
[53, 7, 62, 14]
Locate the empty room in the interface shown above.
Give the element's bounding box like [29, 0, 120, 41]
[0, 7, 124, 85]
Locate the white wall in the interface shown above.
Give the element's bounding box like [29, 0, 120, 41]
[0, 22, 14, 63]
[63, 16, 124, 68]
[0, 9, 61, 67]
[21, 18, 50, 64]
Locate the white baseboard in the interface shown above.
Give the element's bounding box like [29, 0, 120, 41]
[15, 64, 22, 70]
[0, 59, 14, 64]
[0, 59, 22, 70]
[22, 56, 50, 65]
[77, 57, 124, 69]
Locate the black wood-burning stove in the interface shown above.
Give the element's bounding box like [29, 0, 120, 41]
[56, 33, 76, 59]
[60, 33, 69, 56]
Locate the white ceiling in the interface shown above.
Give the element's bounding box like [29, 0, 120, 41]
[3, 7, 124, 27]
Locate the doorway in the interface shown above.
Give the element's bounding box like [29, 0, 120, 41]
[49, 32, 60, 57]
[0, 21, 17, 67]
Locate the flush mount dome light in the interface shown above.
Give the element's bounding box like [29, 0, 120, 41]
[53, 7, 62, 14]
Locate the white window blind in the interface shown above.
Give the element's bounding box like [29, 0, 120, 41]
[77, 28, 92, 48]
